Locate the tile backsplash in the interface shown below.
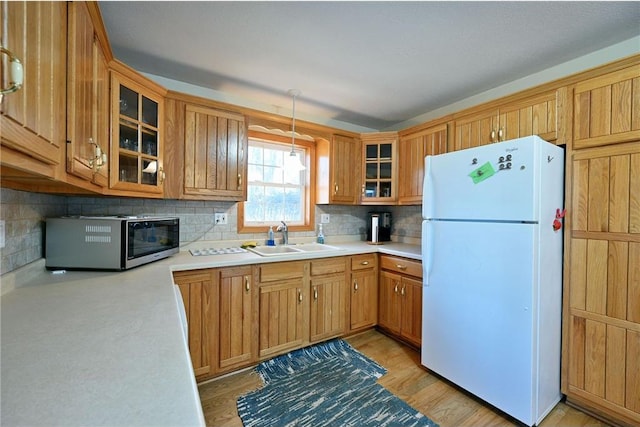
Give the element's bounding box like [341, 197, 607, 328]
[0, 188, 422, 275]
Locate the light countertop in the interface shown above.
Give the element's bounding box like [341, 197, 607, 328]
[1, 241, 420, 426]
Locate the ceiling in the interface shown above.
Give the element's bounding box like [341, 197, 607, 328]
[98, 1, 640, 131]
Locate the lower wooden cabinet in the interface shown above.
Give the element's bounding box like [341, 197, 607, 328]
[172, 253, 385, 380]
[256, 261, 308, 359]
[349, 254, 378, 331]
[173, 269, 215, 379]
[309, 257, 348, 342]
[173, 266, 256, 382]
[378, 255, 422, 348]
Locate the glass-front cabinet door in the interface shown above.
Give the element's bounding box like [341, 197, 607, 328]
[361, 133, 397, 204]
[110, 72, 164, 194]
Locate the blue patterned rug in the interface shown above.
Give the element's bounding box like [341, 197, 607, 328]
[237, 339, 438, 427]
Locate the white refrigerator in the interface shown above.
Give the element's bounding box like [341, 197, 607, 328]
[421, 136, 564, 426]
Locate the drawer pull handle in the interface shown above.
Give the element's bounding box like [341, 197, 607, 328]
[401, 285, 406, 296]
[396, 264, 407, 270]
[361, 261, 369, 266]
[313, 287, 318, 301]
[298, 289, 303, 303]
[394, 283, 398, 294]
[245, 276, 250, 292]
[353, 281, 359, 292]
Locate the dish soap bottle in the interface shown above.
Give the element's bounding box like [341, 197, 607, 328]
[267, 226, 275, 246]
[316, 224, 325, 244]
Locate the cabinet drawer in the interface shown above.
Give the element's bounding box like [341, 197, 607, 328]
[311, 257, 346, 276]
[380, 255, 422, 278]
[258, 261, 305, 283]
[351, 254, 376, 270]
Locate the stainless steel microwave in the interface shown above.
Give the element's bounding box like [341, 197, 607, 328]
[45, 216, 180, 270]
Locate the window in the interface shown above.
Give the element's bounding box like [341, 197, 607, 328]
[238, 133, 314, 232]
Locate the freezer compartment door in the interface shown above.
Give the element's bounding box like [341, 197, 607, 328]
[421, 219, 537, 425]
[423, 136, 541, 222]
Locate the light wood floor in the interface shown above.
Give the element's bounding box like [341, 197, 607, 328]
[198, 329, 610, 427]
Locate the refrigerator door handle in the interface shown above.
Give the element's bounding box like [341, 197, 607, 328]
[423, 220, 433, 286]
[423, 156, 434, 220]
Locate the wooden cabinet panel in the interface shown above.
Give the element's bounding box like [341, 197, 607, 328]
[310, 273, 347, 342]
[453, 91, 559, 152]
[316, 134, 360, 204]
[378, 271, 401, 335]
[398, 123, 447, 205]
[173, 270, 215, 379]
[360, 132, 398, 204]
[573, 65, 640, 149]
[350, 269, 378, 331]
[400, 276, 422, 347]
[108, 69, 165, 195]
[565, 140, 640, 425]
[218, 266, 254, 370]
[183, 104, 246, 200]
[349, 253, 378, 332]
[66, 1, 109, 187]
[258, 279, 306, 358]
[378, 255, 423, 347]
[1, 1, 66, 173]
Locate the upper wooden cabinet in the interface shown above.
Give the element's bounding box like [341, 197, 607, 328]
[316, 134, 361, 204]
[66, 1, 109, 188]
[453, 90, 560, 151]
[0, 1, 67, 179]
[183, 104, 246, 200]
[360, 132, 398, 204]
[397, 123, 447, 205]
[109, 69, 165, 195]
[573, 65, 640, 150]
[164, 94, 248, 201]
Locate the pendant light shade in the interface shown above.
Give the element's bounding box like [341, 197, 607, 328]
[287, 89, 306, 172]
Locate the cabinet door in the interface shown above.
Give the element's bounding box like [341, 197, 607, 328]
[398, 123, 447, 204]
[453, 109, 498, 151]
[350, 268, 378, 330]
[173, 270, 216, 379]
[109, 72, 164, 194]
[361, 135, 397, 203]
[378, 271, 401, 334]
[66, 1, 108, 186]
[317, 134, 360, 204]
[564, 142, 640, 425]
[400, 276, 422, 347]
[218, 266, 255, 371]
[0, 1, 66, 174]
[183, 104, 247, 200]
[258, 279, 306, 358]
[310, 273, 347, 342]
[573, 65, 640, 149]
[498, 91, 558, 144]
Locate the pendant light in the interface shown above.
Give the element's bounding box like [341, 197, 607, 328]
[286, 89, 306, 171]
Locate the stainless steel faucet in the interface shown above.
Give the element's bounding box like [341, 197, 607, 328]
[276, 221, 288, 245]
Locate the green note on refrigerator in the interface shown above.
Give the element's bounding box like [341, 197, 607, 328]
[468, 161, 495, 184]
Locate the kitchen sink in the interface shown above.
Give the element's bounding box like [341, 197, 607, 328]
[246, 243, 342, 257]
[246, 245, 304, 256]
[292, 243, 342, 252]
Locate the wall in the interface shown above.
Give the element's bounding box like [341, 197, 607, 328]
[0, 188, 421, 275]
[0, 189, 67, 275]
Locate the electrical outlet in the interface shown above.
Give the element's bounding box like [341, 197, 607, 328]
[320, 214, 330, 224]
[214, 213, 227, 225]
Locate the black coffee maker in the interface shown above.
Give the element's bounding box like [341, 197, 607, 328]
[366, 212, 392, 242]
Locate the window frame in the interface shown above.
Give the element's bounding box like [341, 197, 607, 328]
[238, 130, 315, 234]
